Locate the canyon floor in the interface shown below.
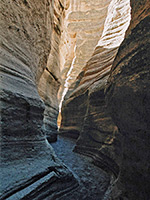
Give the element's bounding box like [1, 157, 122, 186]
[51, 135, 111, 200]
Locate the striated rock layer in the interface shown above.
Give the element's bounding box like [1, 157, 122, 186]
[105, 0, 150, 199]
[0, 0, 52, 138]
[58, 0, 111, 114]
[0, 0, 67, 139]
[60, 0, 131, 178]
[61, 0, 111, 83]
[38, 0, 68, 140]
[0, 0, 78, 199]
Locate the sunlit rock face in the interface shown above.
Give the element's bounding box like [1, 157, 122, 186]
[106, 0, 150, 199]
[58, 0, 111, 109]
[60, 0, 131, 148]
[60, 0, 131, 196]
[63, 0, 111, 83]
[0, 0, 78, 199]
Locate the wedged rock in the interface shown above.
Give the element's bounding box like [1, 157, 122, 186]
[105, 0, 150, 199]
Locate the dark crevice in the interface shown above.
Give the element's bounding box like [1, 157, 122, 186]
[54, 23, 61, 35]
[45, 67, 60, 83]
[59, 0, 64, 11]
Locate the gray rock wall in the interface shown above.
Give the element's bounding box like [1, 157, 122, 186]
[60, 0, 130, 179]
[0, 1, 78, 199]
[105, 0, 150, 198]
[60, 0, 150, 198]
[0, 0, 54, 138]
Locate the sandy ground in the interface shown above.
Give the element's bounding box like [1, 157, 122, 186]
[51, 135, 110, 200]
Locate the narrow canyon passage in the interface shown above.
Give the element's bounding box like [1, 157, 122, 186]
[51, 136, 110, 200]
[1, 0, 150, 199]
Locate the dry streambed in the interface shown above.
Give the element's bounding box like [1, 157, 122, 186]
[51, 136, 110, 200]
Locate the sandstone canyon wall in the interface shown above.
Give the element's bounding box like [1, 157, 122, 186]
[0, 0, 78, 199]
[60, 0, 150, 199]
[1, 0, 150, 199]
[0, 0, 52, 138]
[58, 0, 111, 112]
[37, 0, 69, 140]
[60, 0, 131, 175]
[106, 0, 150, 199]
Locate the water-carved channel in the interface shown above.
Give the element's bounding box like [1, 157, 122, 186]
[51, 136, 110, 200]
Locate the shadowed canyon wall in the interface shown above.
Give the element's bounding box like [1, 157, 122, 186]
[60, 0, 150, 199]
[60, 0, 131, 174]
[37, 0, 69, 140]
[106, 0, 150, 199]
[0, 0, 78, 199]
[0, 0, 52, 138]
[1, 0, 150, 199]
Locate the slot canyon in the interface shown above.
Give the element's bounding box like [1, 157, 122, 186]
[0, 0, 150, 199]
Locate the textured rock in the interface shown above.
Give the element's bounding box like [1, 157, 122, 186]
[0, 0, 67, 138]
[51, 136, 111, 200]
[0, 0, 78, 199]
[0, 0, 52, 138]
[60, 90, 89, 138]
[0, 140, 78, 200]
[38, 0, 66, 139]
[105, 0, 150, 199]
[1, 0, 149, 199]
[63, 0, 111, 84]
[60, 0, 131, 177]
[58, 0, 111, 112]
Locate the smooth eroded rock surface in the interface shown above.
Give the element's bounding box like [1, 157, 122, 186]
[105, 0, 150, 199]
[0, 0, 52, 138]
[58, 0, 111, 108]
[0, 1, 78, 199]
[1, 0, 149, 199]
[60, 0, 131, 180]
[0, 139, 78, 200]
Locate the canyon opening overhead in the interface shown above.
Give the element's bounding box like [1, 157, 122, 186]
[0, 0, 150, 200]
